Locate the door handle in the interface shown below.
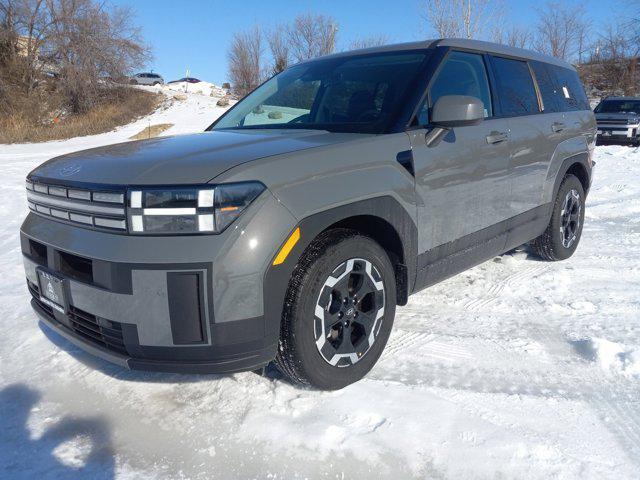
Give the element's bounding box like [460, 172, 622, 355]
[485, 131, 509, 144]
[552, 122, 566, 133]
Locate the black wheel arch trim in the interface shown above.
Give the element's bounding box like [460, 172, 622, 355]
[262, 195, 418, 352]
[552, 152, 592, 201]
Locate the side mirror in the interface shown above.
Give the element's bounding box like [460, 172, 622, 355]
[431, 95, 484, 128]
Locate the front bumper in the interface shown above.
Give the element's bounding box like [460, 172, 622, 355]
[20, 190, 298, 374]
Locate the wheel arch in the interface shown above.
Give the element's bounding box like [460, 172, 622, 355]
[565, 161, 590, 195]
[549, 152, 592, 203]
[262, 196, 417, 350]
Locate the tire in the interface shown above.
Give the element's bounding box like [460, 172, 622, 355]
[530, 174, 585, 261]
[274, 229, 396, 390]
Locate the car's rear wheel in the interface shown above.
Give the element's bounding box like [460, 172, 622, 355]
[531, 174, 585, 261]
[274, 229, 396, 390]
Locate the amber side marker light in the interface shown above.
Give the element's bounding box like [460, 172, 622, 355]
[273, 227, 301, 265]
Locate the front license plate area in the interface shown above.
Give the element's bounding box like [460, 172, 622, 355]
[37, 268, 67, 314]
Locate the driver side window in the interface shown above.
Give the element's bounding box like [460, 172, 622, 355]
[417, 51, 493, 125]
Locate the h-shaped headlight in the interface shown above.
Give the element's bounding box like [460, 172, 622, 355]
[127, 182, 265, 234]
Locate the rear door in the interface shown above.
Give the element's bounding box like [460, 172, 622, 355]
[489, 55, 552, 216]
[410, 50, 512, 253]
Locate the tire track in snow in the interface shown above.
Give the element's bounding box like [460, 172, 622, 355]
[382, 330, 438, 358]
[462, 264, 550, 310]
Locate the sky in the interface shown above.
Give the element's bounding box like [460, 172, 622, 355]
[111, 0, 620, 85]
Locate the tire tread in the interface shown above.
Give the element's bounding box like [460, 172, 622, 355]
[274, 228, 359, 386]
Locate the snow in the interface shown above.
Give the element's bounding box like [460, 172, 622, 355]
[573, 337, 640, 378]
[161, 80, 228, 98]
[1, 94, 640, 478]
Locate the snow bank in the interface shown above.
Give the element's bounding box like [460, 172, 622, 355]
[582, 338, 640, 377]
[163, 80, 227, 98]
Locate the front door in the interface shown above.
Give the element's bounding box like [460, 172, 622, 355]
[410, 50, 512, 255]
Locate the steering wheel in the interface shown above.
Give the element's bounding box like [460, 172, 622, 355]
[356, 109, 380, 123]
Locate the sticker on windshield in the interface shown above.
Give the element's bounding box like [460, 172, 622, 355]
[562, 86, 570, 98]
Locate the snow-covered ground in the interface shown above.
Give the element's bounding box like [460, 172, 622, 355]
[1, 93, 639, 479]
[162, 80, 228, 98]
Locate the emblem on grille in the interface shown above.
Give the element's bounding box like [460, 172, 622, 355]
[46, 281, 58, 302]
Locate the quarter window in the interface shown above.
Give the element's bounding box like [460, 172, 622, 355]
[491, 56, 540, 116]
[530, 61, 562, 113]
[419, 51, 492, 124]
[550, 66, 590, 111]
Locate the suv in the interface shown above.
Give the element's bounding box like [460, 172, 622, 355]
[594, 96, 640, 146]
[130, 72, 164, 86]
[21, 39, 595, 390]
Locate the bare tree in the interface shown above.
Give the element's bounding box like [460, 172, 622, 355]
[268, 26, 289, 75]
[422, 0, 502, 39]
[585, 24, 639, 95]
[349, 35, 389, 50]
[228, 25, 263, 97]
[45, 0, 150, 112]
[0, 0, 149, 112]
[287, 13, 337, 62]
[627, 0, 640, 47]
[492, 25, 531, 49]
[533, 1, 590, 61]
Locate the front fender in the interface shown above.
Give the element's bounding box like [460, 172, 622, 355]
[261, 196, 418, 352]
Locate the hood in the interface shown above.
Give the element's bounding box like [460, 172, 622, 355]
[29, 129, 366, 186]
[595, 112, 640, 123]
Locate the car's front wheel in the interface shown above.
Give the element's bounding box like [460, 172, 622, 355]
[274, 229, 396, 390]
[531, 174, 585, 261]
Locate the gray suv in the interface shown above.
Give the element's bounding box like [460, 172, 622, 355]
[21, 39, 596, 389]
[594, 96, 640, 146]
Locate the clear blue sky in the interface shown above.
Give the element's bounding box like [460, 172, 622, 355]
[111, 0, 619, 85]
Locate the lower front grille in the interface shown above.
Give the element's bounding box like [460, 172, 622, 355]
[28, 280, 54, 316]
[28, 280, 127, 356]
[68, 306, 127, 355]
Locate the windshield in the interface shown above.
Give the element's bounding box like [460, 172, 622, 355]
[595, 100, 640, 114]
[211, 51, 429, 134]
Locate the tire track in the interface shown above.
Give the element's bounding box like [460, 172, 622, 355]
[462, 264, 550, 310]
[382, 330, 437, 358]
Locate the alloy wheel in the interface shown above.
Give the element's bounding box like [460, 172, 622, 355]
[314, 258, 385, 367]
[560, 189, 581, 248]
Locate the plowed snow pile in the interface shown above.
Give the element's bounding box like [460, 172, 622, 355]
[1, 98, 639, 479]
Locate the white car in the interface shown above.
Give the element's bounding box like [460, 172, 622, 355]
[130, 72, 164, 86]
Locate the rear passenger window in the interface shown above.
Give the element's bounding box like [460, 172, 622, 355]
[549, 66, 590, 111]
[530, 61, 562, 113]
[420, 51, 492, 124]
[491, 56, 539, 116]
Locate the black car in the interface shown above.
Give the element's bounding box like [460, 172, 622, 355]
[168, 77, 201, 84]
[594, 96, 640, 146]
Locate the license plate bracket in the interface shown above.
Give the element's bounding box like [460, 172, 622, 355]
[36, 268, 68, 314]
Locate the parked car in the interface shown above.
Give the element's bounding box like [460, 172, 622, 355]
[130, 72, 164, 86]
[594, 96, 640, 146]
[167, 77, 201, 84]
[21, 39, 595, 390]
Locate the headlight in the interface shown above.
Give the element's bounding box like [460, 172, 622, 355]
[127, 182, 265, 234]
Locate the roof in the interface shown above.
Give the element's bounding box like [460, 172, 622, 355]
[305, 38, 575, 70]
